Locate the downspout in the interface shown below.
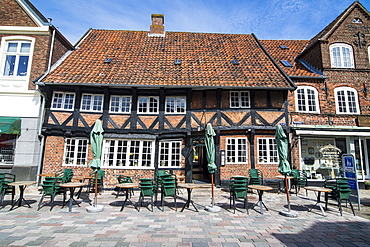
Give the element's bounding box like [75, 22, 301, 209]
[35, 89, 46, 186]
[47, 24, 56, 72]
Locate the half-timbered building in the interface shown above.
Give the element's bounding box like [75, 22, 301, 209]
[36, 14, 295, 186]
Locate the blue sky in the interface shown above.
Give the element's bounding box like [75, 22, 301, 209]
[30, 0, 370, 45]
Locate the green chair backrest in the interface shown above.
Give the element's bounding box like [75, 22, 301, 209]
[248, 169, 263, 185]
[2, 173, 15, 184]
[118, 175, 133, 183]
[140, 185, 155, 197]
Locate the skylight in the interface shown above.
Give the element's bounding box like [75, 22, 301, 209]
[279, 45, 289, 49]
[174, 59, 181, 65]
[104, 58, 112, 63]
[280, 60, 293, 67]
[231, 59, 239, 65]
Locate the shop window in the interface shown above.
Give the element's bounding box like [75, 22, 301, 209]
[63, 138, 88, 166]
[230, 91, 250, 108]
[51, 92, 75, 111]
[138, 96, 159, 114]
[226, 137, 248, 163]
[2, 39, 33, 77]
[159, 141, 182, 167]
[330, 43, 354, 68]
[102, 139, 154, 168]
[80, 94, 103, 112]
[295, 86, 320, 113]
[334, 87, 359, 114]
[165, 96, 186, 113]
[257, 138, 278, 164]
[0, 134, 17, 164]
[109, 95, 131, 113]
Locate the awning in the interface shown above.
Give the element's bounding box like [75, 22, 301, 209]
[0, 117, 21, 135]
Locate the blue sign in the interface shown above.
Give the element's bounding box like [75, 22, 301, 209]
[342, 154, 358, 190]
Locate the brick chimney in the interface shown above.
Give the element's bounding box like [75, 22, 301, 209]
[149, 14, 165, 37]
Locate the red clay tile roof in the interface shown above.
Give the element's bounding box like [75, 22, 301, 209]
[260, 40, 323, 78]
[42, 29, 295, 89]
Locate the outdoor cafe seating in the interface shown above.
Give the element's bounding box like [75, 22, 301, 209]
[229, 176, 248, 214]
[291, 169, 308, 195]
[160, 176, 177, 211]
[248, 169, 263, 186]
[0, 172, 16, 209]
[137, 178, 156, 212]
[38, 176, 66, 211]
[324, 177, 355, 216]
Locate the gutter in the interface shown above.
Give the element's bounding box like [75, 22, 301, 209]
[252, 33, 297, 91]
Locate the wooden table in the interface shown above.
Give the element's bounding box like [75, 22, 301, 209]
[8, 181, 37, 210]
[249, 185, 273, 214]
[38, 173, 55, 177]
[304, 186, 332, 216]
[275, 175, 294, 193]
[178, 183, 203, 212]
[116, 183, 139, 211]
[73, 175, 92, 198]
[59, 182, 85, 212]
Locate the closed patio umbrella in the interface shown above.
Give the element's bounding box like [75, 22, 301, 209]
[275, 124, 298, 217]
[204, 123, 220, 212]
[86, 119, 104, 213]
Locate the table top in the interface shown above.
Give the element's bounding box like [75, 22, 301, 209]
[8, 181, 37, 186]
[116, 183, 139, 189]
[39, 173, 55, 177]
[178, 183, 203, 189]
[275, 175, 294, 179]
[249, 185, 273, 191]
[73, 175, 93, 180]
[59, 182, 85, 188]
[304, 186, 332, 193]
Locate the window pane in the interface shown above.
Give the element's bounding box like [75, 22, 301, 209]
[347, 91, 357, 113]
[0, 135, 17, 164]
[342, 47, 351, 67]
[81, 95, 92, 111]
[166, 97, 175, 113]
[64, 94, 75, 109]
[17, 56, 29, 76]
[20, 43, 31, 53]
[138, 98, 147, 113]
[7, 43, 17, 52]
[176, 97, 186, 113]
[93, 95, 103, 111]
[230, 92, 239, 107]
[297, 88, 306, 111]
[332, 47, 341, 67]
[110, 96, 120, 112]
[52, 93, 63, 108]
[121, 97, 131, 112]
[149, 97, 158, 113]
[240, 91, 250, 107]
[3, 55, 16, 76]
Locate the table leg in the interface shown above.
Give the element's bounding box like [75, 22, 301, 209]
[251, 190, 268, 214]
[62, 187, 80, 212]
[120, 188, 136, 211]
[10, 185, 32, 210]
[308, 191, 327, 216]
[181, 188, 198, 212]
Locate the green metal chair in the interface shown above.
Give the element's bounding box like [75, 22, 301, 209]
[0, 173, 16, 209]
[138, 180, 156, 212]
[55, 169, 74, 183]
[229, 176, 249, 214]
[248, 169, 263, 185]
[335, 178, 355, 216]
[160, 177, 177, 211]
[38, 177, 66, 211]
[291, 169, 308, 195]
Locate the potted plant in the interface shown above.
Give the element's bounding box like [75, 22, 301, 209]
[364, 180, 370, 190]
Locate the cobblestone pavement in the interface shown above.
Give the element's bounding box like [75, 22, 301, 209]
[0, 185, 370, 247]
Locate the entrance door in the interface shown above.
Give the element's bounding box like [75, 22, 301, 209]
[192, 139, 210, 183]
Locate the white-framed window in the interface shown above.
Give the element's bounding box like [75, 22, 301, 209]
[110, 95, 131, 113]
[1, 39, 33, 77]
[165, 96, 186, 114]
[0, 134, 17, 164]
[230, 91, 250, 108]
[102, 139, 155, 168]
[335, 87, 359, 114]
[80, 94, 103, 112]
[226, 137, 248, 163]
[159, 141, 182, 167]
[51, 92, 75, 111]
[330, 43, 354, 68]
[63, 138, 88, 166]
[295, 86, 320, 113]
[138, 96, 159, 114]
[257, 138, 278, 164]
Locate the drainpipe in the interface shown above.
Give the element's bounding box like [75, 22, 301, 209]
[35, 89, 46, 186]
[47, 20, 55, 73]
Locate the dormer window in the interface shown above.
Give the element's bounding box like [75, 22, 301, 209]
[352, 18, 362, 23]
[329, 43, 354, 68]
